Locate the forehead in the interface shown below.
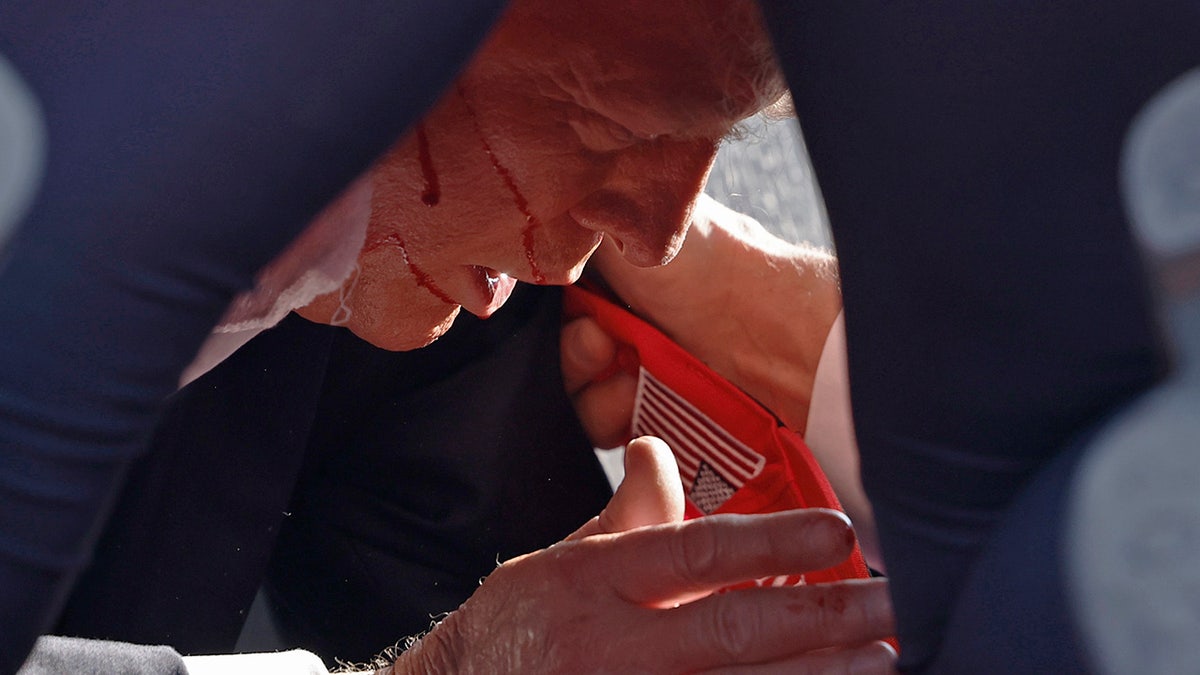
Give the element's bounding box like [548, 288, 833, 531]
[472, 0, 783, 139]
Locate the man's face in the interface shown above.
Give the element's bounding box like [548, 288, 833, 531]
[301, 0, 783, 350]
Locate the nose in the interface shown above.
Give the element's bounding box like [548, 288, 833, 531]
[570, 138, 718, 267]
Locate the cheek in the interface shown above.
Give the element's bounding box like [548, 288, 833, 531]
[294, 249, 460, 351]
[398, 198, 520, 271]
[368, 139, 511, 259]
[370, 87, 613, 276]
[500, 136, 613, 217]
[346, 253, 463, 351]
[458, 82, 612, 217]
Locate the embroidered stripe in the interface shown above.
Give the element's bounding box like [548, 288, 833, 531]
[632, 367, 765, 494]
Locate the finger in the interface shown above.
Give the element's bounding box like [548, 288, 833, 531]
[601, 437, 685, 531]
[567, 437, 684, 541]
[650, 579, 895, 672]
[561, 315, 618, 394]
[571, 369, 637, 449]
[693, 639, 898, 675]
[576, 508, 858, 604]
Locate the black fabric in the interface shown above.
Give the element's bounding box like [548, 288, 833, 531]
[0, 3, 506, 671]
[264, 285, 613, 665]
[760, 2, 1198, 671]
[56, 285, 610, 667]
[55, 314, 336, 654]
[9, 2, 1192, 672]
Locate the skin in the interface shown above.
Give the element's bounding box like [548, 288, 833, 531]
[392, 510, 894, 674]
[366, 438, 895, 674]
[295, 0, 897, 670]
[299, 0, 785, 351]
[566, 194, 844, 443]
[566, 437, 687, 541]
[563, 194, 885, 571]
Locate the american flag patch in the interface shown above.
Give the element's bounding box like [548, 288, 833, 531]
[632, 367, 766, 514]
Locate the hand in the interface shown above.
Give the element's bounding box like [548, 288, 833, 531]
[559, 196, 882, 569]
[565, 436, 686, 540]
[390, 512, 896, 674]
[382, 441, 896, 674]
[560, 297, 885, 573]
[561, 312, 638, 449]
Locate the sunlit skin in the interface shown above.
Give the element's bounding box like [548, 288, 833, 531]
[298, 0, 785, 350]
[291, 2, 901, 671]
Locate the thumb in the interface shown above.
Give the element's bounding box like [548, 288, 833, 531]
[567, 436, 686, 540]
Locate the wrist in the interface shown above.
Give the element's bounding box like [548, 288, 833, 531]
[385, 616, 463, 675]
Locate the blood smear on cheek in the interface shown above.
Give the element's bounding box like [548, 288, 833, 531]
[457, 84, 547, 284]
[362, 232, 455, 306]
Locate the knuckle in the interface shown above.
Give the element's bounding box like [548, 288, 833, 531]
[806, 583, 878, 644]
[671, 518, 723, 585]
[702, 594, 761, 663]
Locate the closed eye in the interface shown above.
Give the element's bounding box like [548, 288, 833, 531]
[567, 109, 639, 153]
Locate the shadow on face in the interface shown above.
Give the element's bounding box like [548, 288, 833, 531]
[300, 0, 784, 351]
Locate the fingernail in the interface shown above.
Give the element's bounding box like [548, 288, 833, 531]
[849, 641, 898, 675]
[880, 640, 898, 659]
[820, 509, 857, 551]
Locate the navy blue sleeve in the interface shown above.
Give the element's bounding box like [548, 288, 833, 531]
[759, 2, 1198, 671]
[0, 2, 506, 672]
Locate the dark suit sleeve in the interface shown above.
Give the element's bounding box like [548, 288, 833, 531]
[0, 3, 505, 672]
[760, 2, 1198, 672]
